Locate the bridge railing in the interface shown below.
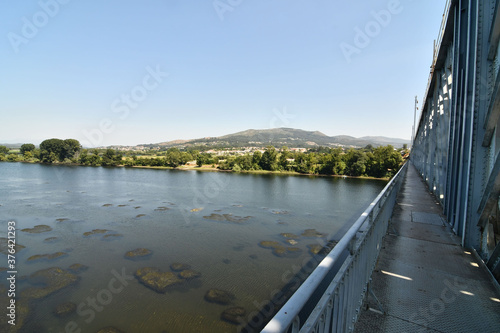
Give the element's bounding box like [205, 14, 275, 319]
[262, 162, 408, 333]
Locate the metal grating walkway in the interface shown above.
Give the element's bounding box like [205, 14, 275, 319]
[354, 164, 500, 333]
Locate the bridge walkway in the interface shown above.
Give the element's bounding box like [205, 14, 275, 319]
[354, 163, 500, 332]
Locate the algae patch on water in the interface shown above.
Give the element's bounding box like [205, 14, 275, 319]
[27, 252, 67, 262]
[203, 213, 252, 223]
[204, 288, 235, 305]
[221, 306, 246, 325]
[103, 233, 123, 240]
[83, 229, 121, 241]
[280, 233, 299, 239]
[259, 241, 302, 258]
[307, 240, 338, 255]
[21, 267, 79, 300]
[179, 269, 201, 280]
[68, 263, 89, 274]
[301, 228, 327, 238]
[21, 225, 52, 234]
[307, 244, 323, 255]
[170, 262, 191, 272]
[44, 237, 58, 243]
[53, 302, 76, 317]
[134, 267, 183, 293]
[124, 248, 152, 259]
[83, 229, 108, 237]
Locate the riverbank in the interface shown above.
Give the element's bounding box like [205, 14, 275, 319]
[2, 160, 391, 181]
[131, 164, 390, 180]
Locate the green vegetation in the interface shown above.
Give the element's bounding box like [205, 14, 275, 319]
[20, 143, 35, 154]
[39, 138, 82, 163]
[0, 138, 406, 179]
[216, 145, 405, 178]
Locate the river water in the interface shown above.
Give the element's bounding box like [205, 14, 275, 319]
[0, 162, 385, 332]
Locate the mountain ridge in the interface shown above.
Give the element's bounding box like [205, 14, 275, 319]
[138, 128, 409, 149]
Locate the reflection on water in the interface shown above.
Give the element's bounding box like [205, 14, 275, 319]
[0, 163, 385, 332]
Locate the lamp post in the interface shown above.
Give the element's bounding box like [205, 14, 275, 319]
[412, 96, 418, 148]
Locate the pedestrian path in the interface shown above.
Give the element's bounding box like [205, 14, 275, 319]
[354, 163, 500, 333]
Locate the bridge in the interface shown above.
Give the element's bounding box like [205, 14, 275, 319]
[260, 0, 500, 332]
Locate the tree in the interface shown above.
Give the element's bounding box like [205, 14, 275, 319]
[180, 152, 193, 165]
[369, 145, 403, 178]
[330, 148, 346, 175]
[333, 158, 346, 175]
[101, 149, 117, 166]
[259, 146, 278, 171]
[235, 154, 252, 170]
[33, 148, 41, 160]
[345, 149, 368, 177]
[39, 138, 81, 163]
[294, 152, 316, 174]
[88, 150, 101, 166]
[79, 149, 89, 165]
[217, 156, 235, 171]
[20, 143, 35, 154]
[7, 154, 21, 162]
[165, 148, 181, 168]
[0, 145, 9, 154]
[23, 151, 33, 160]
[279, 146, 291, 171]
[40, 138, 65, 162]
[318, 154, 335, 175]
[63, 139, 81, 159]
[43, 151, 58, 164]
[252, 151, 262, 170]
[196, 153, 214, 167]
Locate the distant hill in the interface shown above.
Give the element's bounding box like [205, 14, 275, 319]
[0, 143, 24, 149]
[359, 136, 410, 146]
[140, 128, 409, 150]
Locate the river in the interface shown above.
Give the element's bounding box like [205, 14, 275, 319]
[0, 162, 386, 332]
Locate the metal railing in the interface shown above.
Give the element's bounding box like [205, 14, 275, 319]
[262, 162, 408, 333]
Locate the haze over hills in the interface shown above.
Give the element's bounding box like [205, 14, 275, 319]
[134, 128, 410, 150]
[0, 129, 410, 150]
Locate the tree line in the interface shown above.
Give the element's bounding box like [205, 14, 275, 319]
[216, 145, 405, 178]
[0, 140, 195, 168]
[0, 140, 406, 178]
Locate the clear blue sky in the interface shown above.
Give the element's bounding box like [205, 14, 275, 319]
[1, 0, 446, 147]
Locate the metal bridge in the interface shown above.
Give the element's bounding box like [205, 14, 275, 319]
[260, 0, 500, 332]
